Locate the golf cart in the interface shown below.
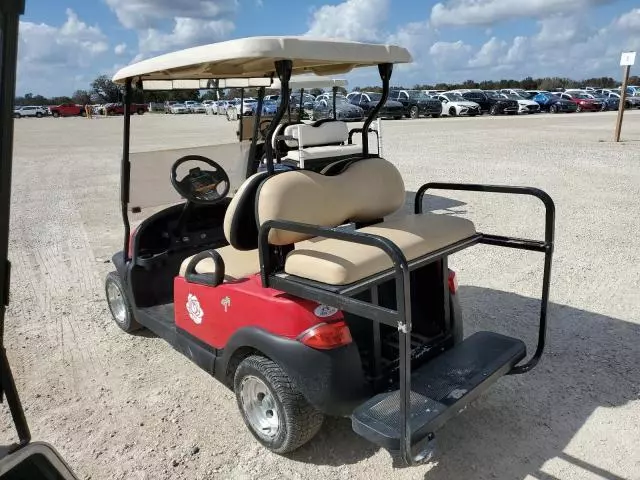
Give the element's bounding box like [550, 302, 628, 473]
[0, 1, 79, 477]
[107, 36, 555, 465]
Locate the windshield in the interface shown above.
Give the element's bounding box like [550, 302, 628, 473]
[504, 94, 522, 100]
[443, 93, 464, 101]
[367, 93, 383, 102]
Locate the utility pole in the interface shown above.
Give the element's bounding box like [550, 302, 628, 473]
[614, 52, 636, 142]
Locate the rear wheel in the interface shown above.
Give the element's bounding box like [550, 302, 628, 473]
[105, 272, 142, 333]
[52, 111, 60, 118]
[550, 105, 558, 114]
[36, 112, 43, 118]
[409, 106, 419, 119]
[234, 355, 324, 454]
[137, 108, 145, 115]
[489, 104, 499, 116]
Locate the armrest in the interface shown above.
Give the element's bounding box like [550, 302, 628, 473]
[184, 250, 225, 287]
[348, 127, 378, 145]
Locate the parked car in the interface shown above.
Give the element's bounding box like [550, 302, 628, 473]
[187, 102, 206, 114]
[582, 92, 619, 111]
[290, 93, 316, 111]
[551, 92, 602, 112]
[389, 89, 442, 118]
[609, 90, 640, 108]
[455, 90, 518, 115]
[435, 92, 482, 117]
[105, 103, 147, 115]
[532, 92, 578, 113]
[13, 105, 48, 118]
[264, 94, 280, 101]
[49, 103, 84, 117]
[261, 100, 279, 116]
[349, 91, 405, 119]
[169, 103, 189, 114]
[312, 94, 365, 121]
[497, 93, 541, 114]
[499, 88, 528, 96]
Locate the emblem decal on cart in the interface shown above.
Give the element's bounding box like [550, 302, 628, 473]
[314, 304, 339, 318]
[186, 293, 204, 324]
[221, 296, 231, 312]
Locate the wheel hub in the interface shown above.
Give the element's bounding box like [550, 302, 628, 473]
[106, 281, 127, 326]
[239, 376, 280, 439]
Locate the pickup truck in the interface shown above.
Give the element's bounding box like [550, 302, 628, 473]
[105, 103, 147, 115]
[49, 103, 84, 117]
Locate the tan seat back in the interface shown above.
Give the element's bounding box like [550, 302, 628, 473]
[257, 158, 405, 245]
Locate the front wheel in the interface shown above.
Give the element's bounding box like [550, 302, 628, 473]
[36, 112, 43, 118]
[234, 355, 324, 454]
[137, 108, 145, 115]
[550, 105, 558, 114]
[489, 105, 499, 116]
[448, 106, 457, 117]
[105, 272, 142, 333]
[576, 105, 583, 113]
[409, 106, 419, 119]
[14, 113, 21, 118]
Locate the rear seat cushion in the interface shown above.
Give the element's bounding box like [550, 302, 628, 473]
[257, 157, 405, 245]
[284, 144, 362, 163]
[179, 245, 259, 280]
[285, 214, 477, 285]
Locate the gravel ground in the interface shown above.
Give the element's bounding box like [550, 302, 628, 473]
[2, 111, 640, 480]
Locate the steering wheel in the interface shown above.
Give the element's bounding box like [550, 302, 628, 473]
[170, 155, 230, 205]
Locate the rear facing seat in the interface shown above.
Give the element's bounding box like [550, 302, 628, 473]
[280, 120, 362, 166]
[256, 158, 477, 286]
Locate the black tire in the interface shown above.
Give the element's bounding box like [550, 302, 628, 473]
[448, 106, 457, 117]
[489, 104, 499, 116]
[105, 272, 142, 333]
[36, 112, 43, 118]
[234, 355, 324, 454]
[576, 105, 582, 113]
[624, 101, 631, 109]
[137, 108, 145, 115]
[52, 111, 60, 118]
[550, 105, 558, 114]
[409, 106, 419, 119]
[14, 113, 21, 119]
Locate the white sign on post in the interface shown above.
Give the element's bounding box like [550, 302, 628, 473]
[620, 51, 636, 66]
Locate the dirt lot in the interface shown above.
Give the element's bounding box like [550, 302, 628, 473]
[2, 111, 640, 479]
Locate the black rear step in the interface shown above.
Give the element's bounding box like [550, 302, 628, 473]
[352, 331, 526, 452]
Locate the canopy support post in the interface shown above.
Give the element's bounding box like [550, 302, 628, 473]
[264, 60, 292, 174]
[121, 78, 132, 260]
[332, 86, 338, 120]
[363, 63, 392, 157]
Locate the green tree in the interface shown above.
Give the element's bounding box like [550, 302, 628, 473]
[91, 75, 122, 102]
[72, 89, 92, 105]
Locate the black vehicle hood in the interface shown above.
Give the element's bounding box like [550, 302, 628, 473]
[335, 103, 363, 113]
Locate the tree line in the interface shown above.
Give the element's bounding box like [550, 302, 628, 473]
[15, 74, 640, 107]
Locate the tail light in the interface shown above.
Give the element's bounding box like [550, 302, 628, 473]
[298, 321, 352, 350]
[448, 270, 458, 294]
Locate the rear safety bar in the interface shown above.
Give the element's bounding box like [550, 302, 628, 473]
[415, 182, 555, 375]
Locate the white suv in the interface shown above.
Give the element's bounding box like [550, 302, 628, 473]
[14, 105, 48, 118]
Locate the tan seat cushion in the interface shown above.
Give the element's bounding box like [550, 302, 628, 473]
[285, 214, 476, 285]
[284, 144, 362, 163]
[179, 245, 259, 280]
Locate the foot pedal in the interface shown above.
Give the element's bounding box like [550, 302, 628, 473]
[351, 331, 526, 451]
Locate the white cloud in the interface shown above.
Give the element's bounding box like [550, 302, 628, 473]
[617, 8, 640, 31]
[114, 43, 127, 55]
[429, 40, 473, 70]
[105, 0, 237, 30]
[138, 18, 235, 53]
[18, 9, 109, 94]
[306, 0, 389, 41]
[430, 0, 614, 27]
[468, 36, 507, 68]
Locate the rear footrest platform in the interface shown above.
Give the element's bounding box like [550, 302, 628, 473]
[351, 331, 526, 451]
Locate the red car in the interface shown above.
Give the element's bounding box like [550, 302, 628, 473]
[49, 103, 84, 117]
[105, 102, 147, 115]
[555, 92, 603, 112]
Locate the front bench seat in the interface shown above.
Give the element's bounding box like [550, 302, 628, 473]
[256, 157, 477, 286]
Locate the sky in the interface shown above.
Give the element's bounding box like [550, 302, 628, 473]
[16, 0, 640, 96]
